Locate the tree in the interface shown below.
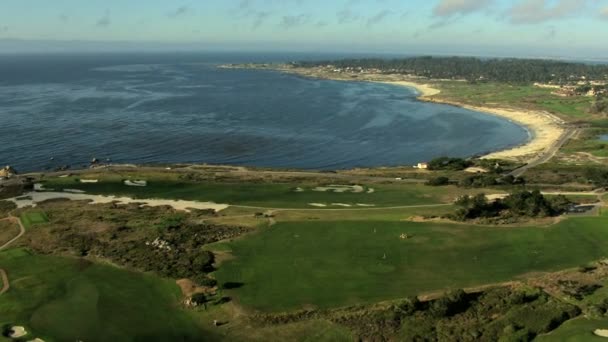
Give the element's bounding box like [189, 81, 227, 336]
[426, 176, 450, 186]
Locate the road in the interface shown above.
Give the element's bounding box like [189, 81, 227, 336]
[509, 127, 579, 178]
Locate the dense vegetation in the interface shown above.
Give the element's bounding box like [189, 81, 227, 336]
[427, 157, 472, 171]
[18, 201, 249, 287]
[253, 287, 581, 341]
[449, 190, 571, 222]
[294, 56, 608, 84]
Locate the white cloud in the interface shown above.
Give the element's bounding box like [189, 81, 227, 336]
[508, 0, 587, 24]
[433, 0, 492, 17]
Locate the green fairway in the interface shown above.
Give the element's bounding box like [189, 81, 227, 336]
[42, 177, 477, 208]
[0, 249, 207, 342]
[215, 217, 608, 312]
[19, 211, 48, 228]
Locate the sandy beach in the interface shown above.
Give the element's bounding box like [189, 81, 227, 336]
[383, 81, 566, 162]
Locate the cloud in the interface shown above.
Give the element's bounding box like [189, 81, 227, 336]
[168, 5, 192, 18]
[280, 14, 310, 29]
[59, 14, 69, 23]
[251, 11, 272, 29]
[601, 6, 608, 20]
[433, 0, 492, 17]
[508, 0, 587, 24]
[96, 11, 111, 28]
[337, 9, 360, 24]
[367, 10, 392, 27]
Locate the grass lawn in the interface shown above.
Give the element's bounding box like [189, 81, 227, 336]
[0, 249, 209, 342]
[435, 82, 594, 120]
[215, 216, 608, 312]
[41, 177, 488, 209]
[19, 211, 48, 229]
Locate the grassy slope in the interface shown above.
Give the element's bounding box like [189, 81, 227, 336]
[0, 249, 209, 342]
[537, 278, 608, 341]
[215, 217, 608, 312]
[41, 177, 490, 208]
[435, 82, 594, 120]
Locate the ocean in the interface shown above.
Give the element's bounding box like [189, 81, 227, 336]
[0, 52, 529, 172]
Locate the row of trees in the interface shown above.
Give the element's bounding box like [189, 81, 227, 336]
[295, 56, 608, 84]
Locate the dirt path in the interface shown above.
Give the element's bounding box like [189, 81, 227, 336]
[0, 269, 8, 295]
[0, 215, 24, 297]
[0, 216, 25, 251]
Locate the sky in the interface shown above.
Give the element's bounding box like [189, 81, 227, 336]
[1, 0, 608, 58]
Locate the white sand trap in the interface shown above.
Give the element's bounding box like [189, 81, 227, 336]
[7, 191, 229, 213]
[294, 187, 304, 192]
[28, 339, 46, 342]
[80, 179, 99, 183]
[486, 194, 509, 201]
[9, 326, 27, 338]
[331, 203, 352, 207]
[313, 185, 364, 193]
[63, 189, 86, 193]
[124, 180, 148, 187]
[594, 329, 608, 338]
[309, 203, 327, 207]
[356, 204, 376, 207]
[59, 174, 70, 178]
[464, 167, 489, 173]
[367, 188, 375, 193]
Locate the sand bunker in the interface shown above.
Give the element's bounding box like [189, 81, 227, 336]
[63, 189, 86, 193]
[124, 180, 148, 187]
[9, 326, 27, 338]
[313, 185, 365, 193]
[309, 203, 327, 207]
[79, 179, 99, 183]
[7, 191, 228, 213]
[594, 329, 608, 338]
[331, 203, 352, 207]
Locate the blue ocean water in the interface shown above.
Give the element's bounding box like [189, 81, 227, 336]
[0, 52, 529, 172]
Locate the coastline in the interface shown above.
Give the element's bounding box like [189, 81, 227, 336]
[379, 81, 566, 162]
[226, 64, 567, 163]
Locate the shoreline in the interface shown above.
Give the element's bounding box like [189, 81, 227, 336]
[379, 80, 566, 162]
[229, 64, 566, 162]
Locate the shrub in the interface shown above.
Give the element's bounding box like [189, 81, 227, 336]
[426, 176, 450, 186]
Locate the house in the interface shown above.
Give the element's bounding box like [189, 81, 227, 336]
[414, 163, 429, 169]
